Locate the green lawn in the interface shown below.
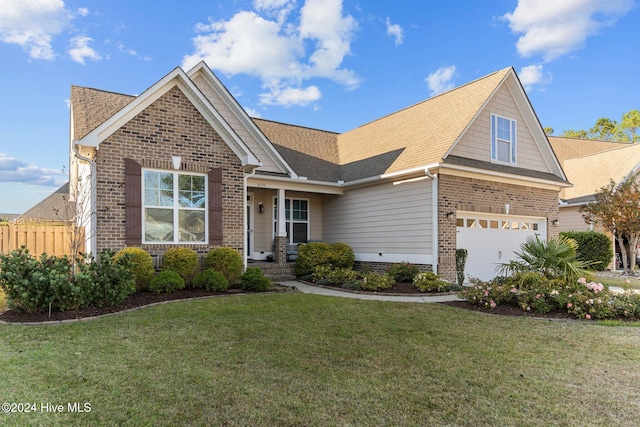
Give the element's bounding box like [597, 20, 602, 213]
[2, 293, 640, 426]
[597, 275, 640, 290]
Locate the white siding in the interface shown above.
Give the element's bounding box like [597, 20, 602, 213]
[191, 75, 283, 174]
[450, 83, 551, 173]
[322, 179, 433, 263]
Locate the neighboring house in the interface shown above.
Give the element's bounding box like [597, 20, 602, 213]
[13, 182, 75, 223]
[550, 136, 640, 269]
[65, 63, 568, 281]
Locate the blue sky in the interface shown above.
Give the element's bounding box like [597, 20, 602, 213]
[0, 0, 638, 214]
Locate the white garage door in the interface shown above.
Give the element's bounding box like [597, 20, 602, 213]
[456, 212, 547, 282]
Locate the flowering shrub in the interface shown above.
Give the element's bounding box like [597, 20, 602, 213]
[311, 266, 359, 285]
[413, 272, 450, 293]
[461, 273, 640, 320]
[357, 272, 394, 291]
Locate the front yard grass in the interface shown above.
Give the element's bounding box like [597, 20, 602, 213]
[2, 293, 640, 426]
[597, 275, 640, 290]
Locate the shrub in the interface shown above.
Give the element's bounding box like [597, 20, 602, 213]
[560, 231, 613, 271]
[413, 271, 450, 293]
[312, 266, 359, 285]
[295, 242, 355, 277]
[89, 250, 136, 307]
[192, 269, 229, 292]
[295, 242, 332, 276]
[328, 243, 355, 269]
[203, 247, 243, 284]
[161, 248, 199, 285]
[357, 272, 394, 291]
[149, 270, 185, 294]
[455, 249, 468, 286]
[240, 267, 271, 292]
[387, 262, 420, 283]
[114, 247, 154, 291]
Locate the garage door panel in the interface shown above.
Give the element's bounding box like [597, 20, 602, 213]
[456, 213, 546, 282]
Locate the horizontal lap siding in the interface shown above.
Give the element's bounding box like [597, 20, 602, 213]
[322, 179, 432, 254]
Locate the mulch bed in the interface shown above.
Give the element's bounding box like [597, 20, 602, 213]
[0, 288, 268, 324]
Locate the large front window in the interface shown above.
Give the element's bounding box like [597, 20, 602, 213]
[491, 114, 517, 164]
[274, 198, 309, 244]
[143, 170, 207, 243]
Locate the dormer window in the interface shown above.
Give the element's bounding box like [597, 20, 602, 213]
[491, 114, 516, 164]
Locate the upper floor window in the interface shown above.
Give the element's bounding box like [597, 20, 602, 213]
[143, 170, 207, 243]
[491, 114, 516, 164]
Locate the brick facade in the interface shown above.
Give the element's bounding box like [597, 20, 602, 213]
[94, 86, 245, 260]
[437, 173, 560, 281]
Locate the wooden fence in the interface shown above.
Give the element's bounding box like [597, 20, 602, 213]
[0, 224, 84, 257]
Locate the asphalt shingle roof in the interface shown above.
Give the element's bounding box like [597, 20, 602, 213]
[15, 182, 74, 222]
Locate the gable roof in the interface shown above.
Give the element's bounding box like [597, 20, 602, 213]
[549, 136, 629, 167]
[14, 182, 74, 222]
[336, 67, 512, 174]
[186, 62, 297, 177]
[71, 86, 135, 140]
[253, 118, 341, 182]
[560, 143, 640, 202]
[73, 67, 261, 168]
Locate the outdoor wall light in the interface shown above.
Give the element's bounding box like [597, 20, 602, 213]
[551, 219, 559, 226]
[446, 211, 455, 219]
[258, 202, 265, 214]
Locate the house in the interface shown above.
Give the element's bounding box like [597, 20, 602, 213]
[13, 182, 75, 223]
[67, 63, 569, 281]
[550, 136, 640, 269]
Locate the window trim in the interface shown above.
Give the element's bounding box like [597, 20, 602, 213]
[142, 168, 208, 244]
[272, 197, 310, 245]
[491, 113, 517, 165]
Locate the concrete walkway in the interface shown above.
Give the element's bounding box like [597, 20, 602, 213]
[280, 281, 464, 303]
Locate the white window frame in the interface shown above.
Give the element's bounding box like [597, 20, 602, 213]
[491, 114, 517, 165]
[273, 197, 310, 245]
[142, 168, 208, 244]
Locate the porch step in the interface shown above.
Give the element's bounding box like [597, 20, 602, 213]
[250, 262, 296, 281]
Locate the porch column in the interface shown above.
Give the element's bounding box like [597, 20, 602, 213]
[275, 188, 288, 264]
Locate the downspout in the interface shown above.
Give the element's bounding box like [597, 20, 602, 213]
[243, 169, 256, 270]
[425, 169, 438, 275]
[72, 143, 97, 257]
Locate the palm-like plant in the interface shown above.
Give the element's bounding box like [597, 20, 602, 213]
[497, 235, 594, 282]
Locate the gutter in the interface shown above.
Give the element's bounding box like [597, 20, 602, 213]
[72, 142, 97, 257]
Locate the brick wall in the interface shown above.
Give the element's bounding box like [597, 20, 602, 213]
[437, 173, 560, 281]
[94, 86, 245, 259]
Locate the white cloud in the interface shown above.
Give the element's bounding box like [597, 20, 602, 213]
[77, 7, 89, 17]
[68, 35, 102, 64]
[0, 0, 71, 60]
[518, 64, 552, 91]
[425, 65, 456, 96]
[0, 153, 65, 186]
[385, 17, 403, 46]
[244, 107, 262, 118]
[503, 0, 635, 61]
[183, 0, 359, 107]
[259, 85, 321, 107]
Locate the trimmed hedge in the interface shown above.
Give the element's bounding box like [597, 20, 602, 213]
[295, 242, 355, 277]
[192, 269, 229, 292]
[203, 247, 243, 284]
[161, 247, 199, 284]
[560, 231, 613, 271]
[149, 270, 185, 294]
[114, 247, 154, 291]
[240, 267, 271, 292]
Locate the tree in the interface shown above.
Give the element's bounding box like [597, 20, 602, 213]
[562, 129, 589, 139]
[588, 118, 620, 141]
[580, 172, 640, 272]
[621, 110, 640, 142]
[543, 127, 554, 136]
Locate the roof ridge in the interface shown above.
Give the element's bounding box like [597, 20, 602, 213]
[348, 66, 512, 131]
[252, 117, 339, 135]
[71, 85, 136, 99]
